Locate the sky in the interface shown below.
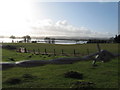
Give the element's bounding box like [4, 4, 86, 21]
[0, 0, 118, 38]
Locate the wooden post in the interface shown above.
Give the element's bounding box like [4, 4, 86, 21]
[87, 48, 89, 55]
[61, 49, 64, 55]
[24, 48, 27, 53]
[54, 49, 56, 56]
[97, 43, 101, 52]
[38, 49, 40, 54]
[19, 47, 21, 53]
[33, 49, 35, 54]
[45, 48, 47, 54]
[74, 49, 76, 56]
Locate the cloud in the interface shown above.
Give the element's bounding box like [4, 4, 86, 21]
[31, 19, 113, 38]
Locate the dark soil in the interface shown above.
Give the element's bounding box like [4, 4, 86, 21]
[64, 71, 83, 79]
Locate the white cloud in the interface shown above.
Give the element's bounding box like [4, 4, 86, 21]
[0, 0, 34, 36]
[31, 19, 113, 38]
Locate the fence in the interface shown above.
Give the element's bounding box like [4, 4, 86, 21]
[17, 43, 118, 56]
[17, 47, 92, 57]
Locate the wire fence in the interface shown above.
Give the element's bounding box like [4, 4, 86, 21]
[16, 43, 118, 57]
[17, 46, 96, 57]
[17, 48, 82, 56]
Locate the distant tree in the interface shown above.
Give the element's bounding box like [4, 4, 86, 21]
[22, 36, 27, 43]
[10, 35, 16, 43]
[32, 41, 37, 43]
[44, 37, 51, 44]
[114, 35, 118, 43]
[44, 37, 55, 44]
[51, 38, 55, 44]
[114, 34, 120, 43]
[22, 35, 31, 43]
[87, 39, 107, 43]
[118, 35, 120, 43]
[75, 40, 80, 44]
[108, 37, 114, 43]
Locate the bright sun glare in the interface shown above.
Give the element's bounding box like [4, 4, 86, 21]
[0, 0, 35, 36]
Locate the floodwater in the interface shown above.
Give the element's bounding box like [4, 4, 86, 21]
[0, 38, 87, 44]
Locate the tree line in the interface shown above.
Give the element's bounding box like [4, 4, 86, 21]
[44, 37, 55, 44]
[10, 34, 120, 44]
[10, 35, 31, 43]
[10, 35, 55, 44]
[87, 34, 120, 43]
[113, 34, 120, 43]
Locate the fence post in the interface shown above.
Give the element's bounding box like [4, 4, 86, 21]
[61, 49, 64, 55]
[45, 48, 47, 55]
[97, 43, 101, 52]
[54, 49, 56, 56]
[33, 49, 35, 54]
[74, 49, 76, 56]
[24, 48, 27, 53]
[38, 49, 40, 54]
[87, 48, 89, 55]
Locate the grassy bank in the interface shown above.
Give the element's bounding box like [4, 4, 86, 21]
[2, 43, 119, 88]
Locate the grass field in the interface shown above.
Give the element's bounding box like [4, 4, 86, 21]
[2, 43, 119, 88]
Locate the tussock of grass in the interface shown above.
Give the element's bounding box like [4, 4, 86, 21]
[64, 71, 83, 79]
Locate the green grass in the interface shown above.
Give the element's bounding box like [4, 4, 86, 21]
[2, 58, 119, 88]
[2, 49, 68, 62]
[2, 43, 119, 88]
[3, 43, 118, 54]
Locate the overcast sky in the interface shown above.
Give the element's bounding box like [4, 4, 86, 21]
[0, 0, 118, 38]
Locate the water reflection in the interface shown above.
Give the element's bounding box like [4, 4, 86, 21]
[0, 38, 87, 44]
